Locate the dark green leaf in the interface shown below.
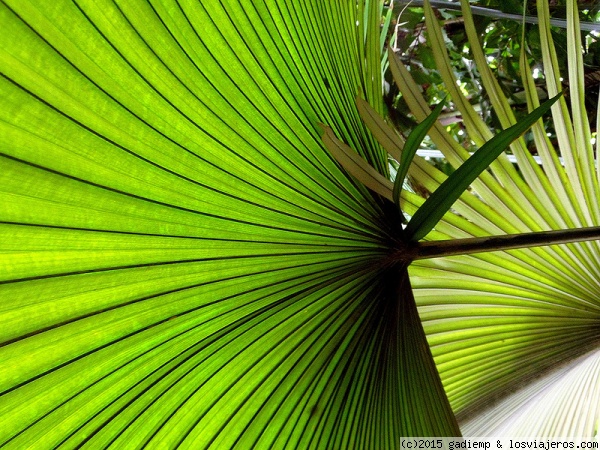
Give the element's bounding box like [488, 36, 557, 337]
[394, 97, 447, 213]
[404, 92, 562, 242]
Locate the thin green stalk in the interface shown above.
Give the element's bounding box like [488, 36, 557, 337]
[412, 227, 600, 260]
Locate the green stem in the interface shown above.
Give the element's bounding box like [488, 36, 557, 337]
[413, 226, 600, 260]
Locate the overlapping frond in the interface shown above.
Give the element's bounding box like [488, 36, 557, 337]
[461, 348, 600, 436]
[395, 0, 600, 434]
[0, 0, 461, 446]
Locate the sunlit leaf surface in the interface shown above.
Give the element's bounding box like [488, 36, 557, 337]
[399, 0, 600, 434]
[3, 0, 600, 442]
[0, 0, 460, 446]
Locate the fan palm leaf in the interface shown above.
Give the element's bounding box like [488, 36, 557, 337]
[0, 0, 461, 446]
[394, 0, 600, 434]
[1, 0, 600, 445]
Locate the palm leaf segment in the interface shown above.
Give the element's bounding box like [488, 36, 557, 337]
[320, 0, 600, 436]
[0, 0, 460, 447]
[398, 0, 600, 434]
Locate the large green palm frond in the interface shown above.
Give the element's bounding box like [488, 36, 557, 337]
[0, 0, 461, 447]
[3, 0, 600, 442]
[392, 0, 600, 434]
